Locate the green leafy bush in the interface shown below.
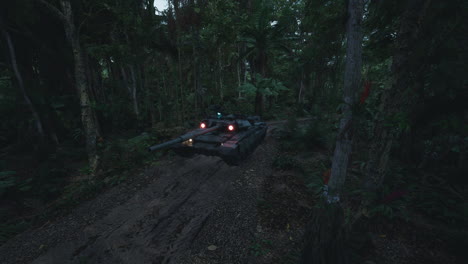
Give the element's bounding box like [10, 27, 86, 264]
[102, 132, 157, 170]
[277, 116, 333, 152]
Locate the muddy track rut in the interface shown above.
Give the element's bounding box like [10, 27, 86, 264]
[32, 156, 237, 264]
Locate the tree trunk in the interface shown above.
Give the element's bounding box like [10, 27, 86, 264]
[302, 204, 348, 264]
[192, 28, 202, 115]
[237, 45, 242, 98]
[177, 43, 184, 123]
[254, 53, 266, 116]
[328, 0, 364, 200]
[1, 26, 45, 140]
[218, 47, 224, 100]
[298, 69, 305, 105]
[363, 0, 432, 191]
[60, 0, 101, 173]
[302, 1, 364, 263]
[129, 65, 140, 120]
[312, 69, 325, 106]
[120, 65, 140, 120]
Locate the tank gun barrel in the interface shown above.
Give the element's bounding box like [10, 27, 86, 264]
[148, 125, 220, 152]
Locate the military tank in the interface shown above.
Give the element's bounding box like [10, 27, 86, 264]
[148, 114, 267, 165]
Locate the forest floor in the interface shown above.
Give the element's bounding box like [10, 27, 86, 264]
[0, 122, 459, 264]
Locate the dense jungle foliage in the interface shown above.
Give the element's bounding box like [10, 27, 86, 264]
[0, 0, 466, 262]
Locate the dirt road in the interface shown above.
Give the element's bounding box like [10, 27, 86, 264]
[0, 127, 278, 264]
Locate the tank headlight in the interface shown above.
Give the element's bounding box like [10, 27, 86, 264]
[200, 122, 206, 129]
[228, 125, 234, 131]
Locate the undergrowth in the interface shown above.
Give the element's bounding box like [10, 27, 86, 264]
[275, 114, 467, 263]
[0, 131, 164, 245]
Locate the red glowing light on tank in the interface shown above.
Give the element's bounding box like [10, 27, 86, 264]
[200, 123, 206, 128]
[228, 125, 234, 131]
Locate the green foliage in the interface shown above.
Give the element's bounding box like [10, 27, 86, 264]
[304, 174, 328, 198]
[222, 98, 255, 116]
[277, 116, 334, 152]
[238, 74, 288, 98]
[102, 132, 157, 170]
[61, 179, 105, 204]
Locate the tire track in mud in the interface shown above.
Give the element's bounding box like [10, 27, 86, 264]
[31, 155, 240, 264]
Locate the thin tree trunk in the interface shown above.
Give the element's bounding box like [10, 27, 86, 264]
[313, 69, 324, 106]
[363, 0, 432, 191]
[237, 45, 242, 98]
[120, 65, 139, 120]
[328, 0, 364, 200]
[298, 69, 304, 105]
[302, 1, 364, 263]
[129, 65, 140, 120]
[61, 0, 101, 172]
[254, 53, 266, 116]
[1, 26, 45, 139]
[218, 47, 224, 100]
[177, 44, 184, 123]
[36, 0, 101, 171]
[192, 28, 202, 115]
[107, 58, 117, 102]
[161, 73, 167, 122]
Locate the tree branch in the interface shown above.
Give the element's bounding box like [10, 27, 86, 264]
[34, 0, 67, 23]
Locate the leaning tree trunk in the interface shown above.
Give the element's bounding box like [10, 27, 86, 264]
[302, 0, 364, 263]
[61, 0, 101, 173]
[254, 53, 266, 116]
[328, 0, 364, 200]
[1, 25, 45, 140]
[363, 0, 432, 191]
[35, 0, 101, 172]
[129, 65, 140, 120]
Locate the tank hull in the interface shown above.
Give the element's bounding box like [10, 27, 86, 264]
[171, 124, 267, 165]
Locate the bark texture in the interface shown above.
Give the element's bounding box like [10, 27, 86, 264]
[328, 0, 364, 200]
[302, 1, 363, 263]
[364, 0, 432, 191]
[302, 204, 348, 264]
[60, 0, 101, 172]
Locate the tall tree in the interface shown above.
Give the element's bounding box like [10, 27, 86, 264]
[35, 0, 101, 173]
[328, 0, 364, 200]
[302, 0, 364, 263]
